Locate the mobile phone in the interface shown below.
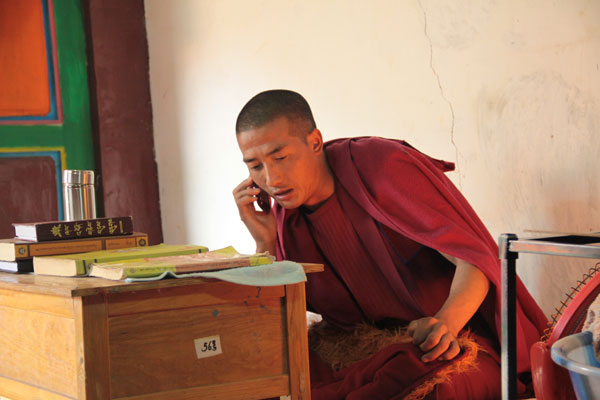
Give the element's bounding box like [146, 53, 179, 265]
[251, 182, 271, 212]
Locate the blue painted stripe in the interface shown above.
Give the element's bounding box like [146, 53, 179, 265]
[0, 0, 59, 122]
[0, 150, 63, 219]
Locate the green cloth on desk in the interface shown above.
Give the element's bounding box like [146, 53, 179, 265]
[125, 261, 307, 286]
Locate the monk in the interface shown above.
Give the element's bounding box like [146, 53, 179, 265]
[233, 90, 547, 399]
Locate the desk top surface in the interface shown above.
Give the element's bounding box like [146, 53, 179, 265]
[0, 263, 324, 297]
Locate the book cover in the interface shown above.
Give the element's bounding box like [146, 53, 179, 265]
[12, 216, 134, 242]
[0, 232, 148, 261]
[33, 244, 208, 277]
[0, 259, 33, 274]
[89, 246, 274, 280]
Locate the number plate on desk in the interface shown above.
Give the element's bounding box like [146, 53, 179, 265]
[194, 335, 223, 359]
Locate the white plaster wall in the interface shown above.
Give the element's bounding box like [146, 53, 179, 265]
[145, 0, 600, 318]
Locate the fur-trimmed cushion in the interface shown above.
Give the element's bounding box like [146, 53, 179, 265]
[308, 320, 481, 400]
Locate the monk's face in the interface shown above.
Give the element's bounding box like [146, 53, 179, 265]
[237, 116, 330, 209]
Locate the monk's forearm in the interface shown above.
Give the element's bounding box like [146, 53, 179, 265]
[435, 253, 490, 336]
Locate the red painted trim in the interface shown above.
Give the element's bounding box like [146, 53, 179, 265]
[84, 0, 163, 244]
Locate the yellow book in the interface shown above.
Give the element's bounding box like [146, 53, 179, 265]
[33, 244, 208, 277]
[89, 246, 274, 280]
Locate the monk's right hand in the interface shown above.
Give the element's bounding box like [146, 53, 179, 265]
[407, 317, 461, 363]
[233, 177, 277, 254]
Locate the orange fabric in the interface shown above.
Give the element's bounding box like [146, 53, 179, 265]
[0, 0, 50, 117]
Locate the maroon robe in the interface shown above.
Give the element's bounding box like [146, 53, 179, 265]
[274, 137, 547, 399]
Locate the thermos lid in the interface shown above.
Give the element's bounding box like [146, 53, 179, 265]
[63, 170, 94, 185]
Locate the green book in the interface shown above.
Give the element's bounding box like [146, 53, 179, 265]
[33, 244, 208, 277]
[89, 246, 274, 280]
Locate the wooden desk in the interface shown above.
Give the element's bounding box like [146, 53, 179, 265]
[0, 264, 323, 400]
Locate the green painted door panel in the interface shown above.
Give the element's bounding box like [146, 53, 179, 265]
[0, 0, 95, 235]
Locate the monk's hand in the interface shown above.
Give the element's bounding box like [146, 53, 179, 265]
[407, 317, 461, 363]
[233, 177, 277, 254]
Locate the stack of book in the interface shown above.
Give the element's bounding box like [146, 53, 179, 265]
[2, 216, 272, 281]
[0, 216, 148, 274]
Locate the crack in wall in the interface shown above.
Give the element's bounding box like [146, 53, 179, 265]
[417, 0, 462, 188]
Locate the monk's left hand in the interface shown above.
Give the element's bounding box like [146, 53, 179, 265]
[407, 317, 460, 363]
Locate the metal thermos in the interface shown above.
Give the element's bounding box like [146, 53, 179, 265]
[62, 170, 96, 221]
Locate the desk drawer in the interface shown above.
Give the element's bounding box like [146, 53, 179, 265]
[108, 297, 287, 398]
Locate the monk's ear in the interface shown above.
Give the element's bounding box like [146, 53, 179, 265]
[307, 129, 324, 153]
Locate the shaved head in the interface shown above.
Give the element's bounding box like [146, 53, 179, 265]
[236, 89, 316, 138]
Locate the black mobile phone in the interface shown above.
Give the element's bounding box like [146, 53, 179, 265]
[251, 182, 271, 212]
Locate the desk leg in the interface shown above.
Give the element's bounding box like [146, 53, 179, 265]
[499, 233, 518, 400]
[285, 282, 311, 400]
[74, 293, 111, 399]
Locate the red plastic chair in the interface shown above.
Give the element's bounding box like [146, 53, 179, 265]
[531, 265, 600, 400]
